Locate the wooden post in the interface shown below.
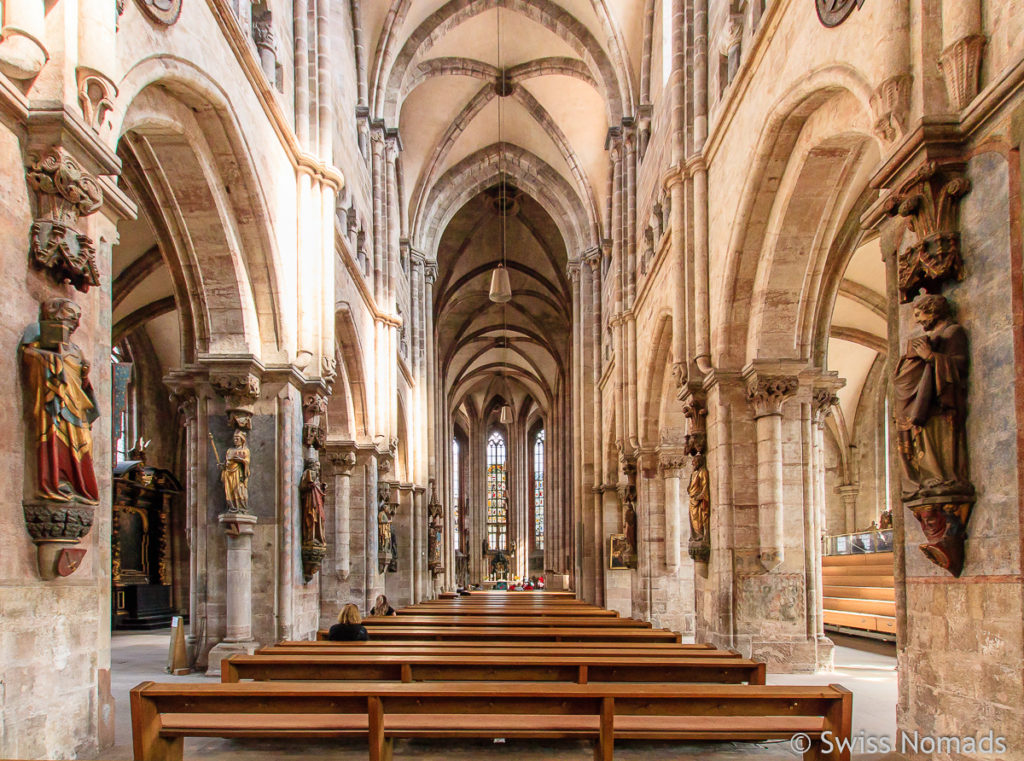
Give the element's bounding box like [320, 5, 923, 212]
[130, 683, 183, 761]
[596, 696, 614, 761]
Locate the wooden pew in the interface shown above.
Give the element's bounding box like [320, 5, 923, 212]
[131, 680, 852, 761]
[362, 615, 651, 628]
[401, 606, 618, 617]
[222, 653, 766, 685]
[317, 625, 682, 642]
[262, 641, 737, 657]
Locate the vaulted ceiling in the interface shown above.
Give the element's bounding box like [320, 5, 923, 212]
[370, 0, 644, 418]
[369, 0, 647, 257]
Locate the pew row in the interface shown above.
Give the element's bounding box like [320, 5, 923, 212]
[316, 626, 682, 642]
[131, 681, 851, 761]
[222, 653, 766, 685]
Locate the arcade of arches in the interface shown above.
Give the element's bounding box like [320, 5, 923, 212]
[0, 0, 1023, 758]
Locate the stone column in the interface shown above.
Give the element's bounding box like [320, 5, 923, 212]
[939, 0, 984, 111]
[837, 484, 860, 534]
[745, 374, 798, 572]
[206, 512, 259, 675]
[330, 449, 357, 579]
[659, 453, 687, 571]
[812, 389, 839, 642]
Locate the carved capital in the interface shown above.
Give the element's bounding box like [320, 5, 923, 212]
[328, 448, 358, 475]
[682, 397, 707, 433]
[659, 453, 688, 476]
[77, 69, 117, 133]
[745, 375, 798, 418]
[884, 162, 971, 302]
[252, 10, 277, 53]
[567, 261, 582, 284]
[812, 388, 839, 428]
[939, 35, 986, 112]
[870, 74, 911, 144]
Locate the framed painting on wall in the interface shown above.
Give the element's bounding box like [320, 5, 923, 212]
[608, 533, 630, 570]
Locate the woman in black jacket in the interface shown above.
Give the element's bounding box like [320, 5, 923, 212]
[327, 603, 369, 641]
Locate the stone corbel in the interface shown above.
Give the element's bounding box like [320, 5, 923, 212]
[870, 74, 911, 145]
[302, 393, 328, 452]
[26, 147, 104, 292]
[939, 35, 986, 112]
[883, 161, 971, 303]
[210, 372, 261, 431]
[812, 388, 839, 430]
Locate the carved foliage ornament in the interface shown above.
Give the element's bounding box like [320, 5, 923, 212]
[27, 148, 103, 292]
[815, 0, 865, 28]
[746, 375, 799, 418]
[884, 162, 971, 303]
[136, 0, 182, 25]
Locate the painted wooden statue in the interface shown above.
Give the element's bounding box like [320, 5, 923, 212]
[20, 298, 100, 504]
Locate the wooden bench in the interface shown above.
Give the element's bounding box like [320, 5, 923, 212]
[318, 625, 682, 642]
[402, 606, 619, 617]
[261, 641, 737, 658]
[131, 680, 851, 761]
[363, 615, 651, 628]
[222, 653, 765, 685]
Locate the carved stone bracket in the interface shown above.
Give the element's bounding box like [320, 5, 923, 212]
[939, 35, 986, 112]
[812, 388, 839, 429]
[745, 375, 798, 418]
[870, 74, 911, 144]
[302, 394, 328, 451]
[211, 373, 261, 431]
[24, 501, 94, 579]
[26, 147, 103, 292]
[883, 161, 971, 303]
[76, 69, 117, 133]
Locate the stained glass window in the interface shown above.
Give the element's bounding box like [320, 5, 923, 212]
[111, 343, 135, 465]
[486, 431, 507, 551]
[452, 437, 461, 552]
[534, 429, 545, 550]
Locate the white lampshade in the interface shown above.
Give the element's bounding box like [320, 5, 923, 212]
[499, 405, 514, 424]
[489, 265, 512, 303]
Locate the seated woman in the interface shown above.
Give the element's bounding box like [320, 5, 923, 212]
[327, 603, 369, 641]
[371, 594, 397, 616]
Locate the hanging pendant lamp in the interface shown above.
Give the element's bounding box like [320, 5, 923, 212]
[499, 403, 514, 425]
[489, 264, 512, 303]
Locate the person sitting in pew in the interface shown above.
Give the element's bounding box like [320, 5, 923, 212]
[371, 594, 396, 616]
[327, 604, 369, 641]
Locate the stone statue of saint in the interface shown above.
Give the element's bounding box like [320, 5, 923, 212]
[20, 298, 99, 504]
[687, 453, 710, 541]
[378, 484, 393, 559]
[220, 430, 250, 512]
[300, 458, 326, 546]
[621, 485, 638, 567]
[428, 505, 443, 570]
[894, 292, 972, 500]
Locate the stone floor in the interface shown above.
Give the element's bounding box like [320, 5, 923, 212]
[98, 631, 899, 760]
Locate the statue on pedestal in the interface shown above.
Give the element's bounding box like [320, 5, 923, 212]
[215, 431, 251, 513]
[21, 298, 99, 505]
[894, 291, 974, 576]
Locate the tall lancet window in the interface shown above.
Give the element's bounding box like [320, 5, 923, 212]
[533, 429, 545, 550]
[486, 431, 508, 551]
[452, 437, 461, 552]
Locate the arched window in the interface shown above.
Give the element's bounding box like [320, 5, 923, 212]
[486, 431, 507, 551]
[533, 429, 545, 551]
[111, 343, 136, 465]
[452, 437, 461, 552]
